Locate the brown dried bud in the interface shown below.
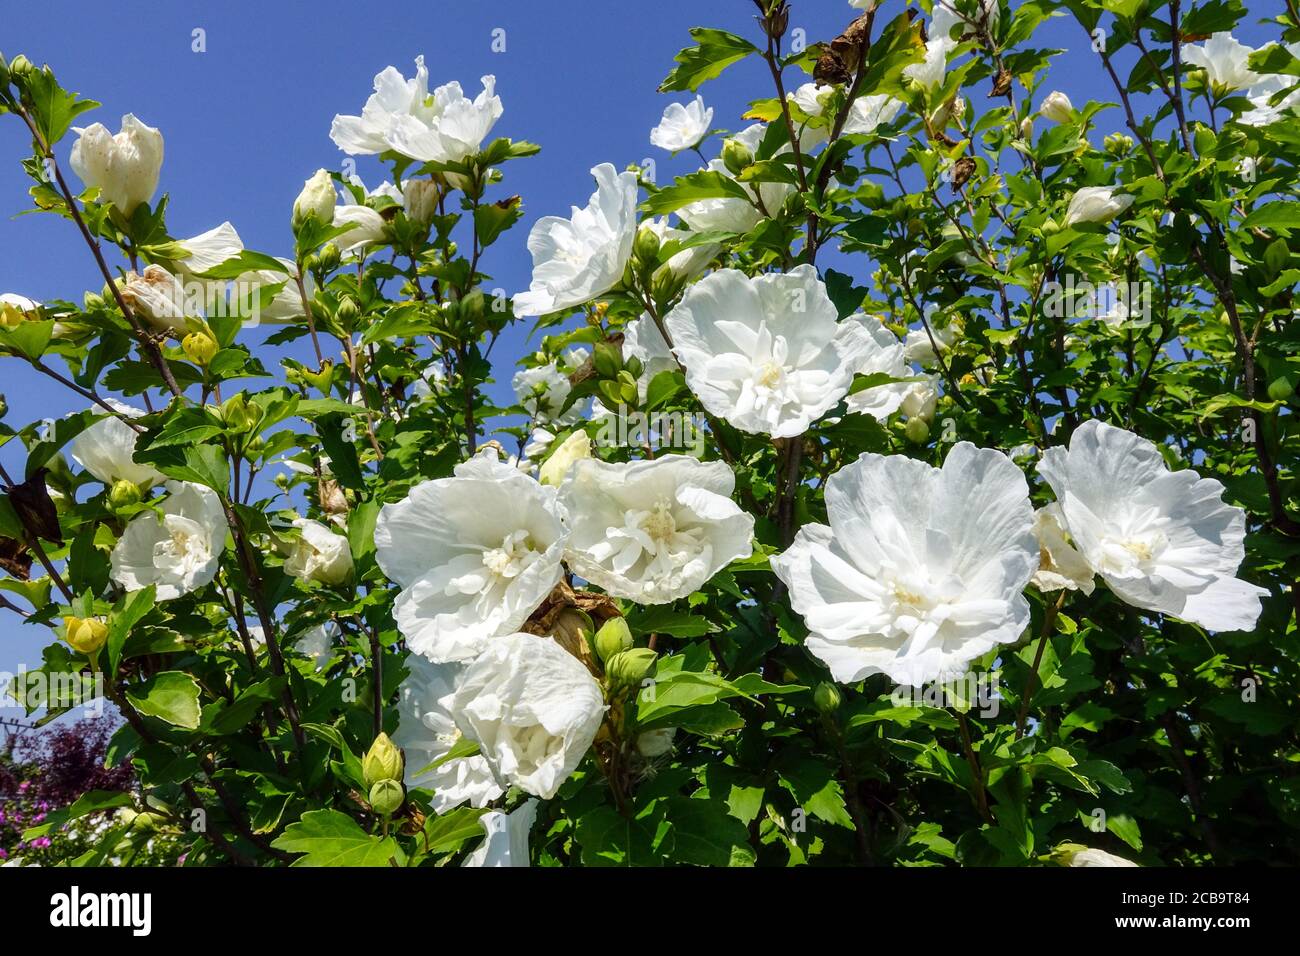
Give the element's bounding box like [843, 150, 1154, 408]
[949, 157, 977, 191]
[6, 468, 61, 543]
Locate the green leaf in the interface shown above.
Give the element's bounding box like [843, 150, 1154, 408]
[643, 171, 750, 216]
[659, 28, 757, 93]
[664, 797, 755, 866]
[125, 671, 202, 730]
[271, 809, 400, 867]
[474, 197, 524, 248]
[1241, 202, 1300, 235]
[777, 755, 855, 829]
[22, 69, 100, 146]
[21, 789, 130, 840]
[421, 806, 489, 854]
[0, 319, 54, 361]
[107, 585, 155, 678]
[574, 806, 667, 866]
[625, 605, 718, 638]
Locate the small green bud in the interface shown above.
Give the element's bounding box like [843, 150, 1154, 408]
[634, 224, 661, 265]
[813, 681, 842, 715]
[220, 392, 263, 434]
[606, 647, 657, 689]
[335, 296, 361, 328]
[8, 54, 33, 79]
[1103, 132, 1133, 155]
[593, 341, 622, 379]
[362, 732, 404, 788]
[721, 137, 754, 176]
[594, 617, 634, 663]
[368, 778, 405, 816]
[316, 243, 341, 274]
[461, 289, 487, 325]
[904, 417, 931, 445]
[1268, 376, 1293, 402]
[109, 479, 142, 510]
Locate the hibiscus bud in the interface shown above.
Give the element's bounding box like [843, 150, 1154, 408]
[636, 727, 676, 758]
[63, 615, 108, 656]
[293, 168, 336, 228]
[403, 179, 439, 226]
[69, 114, 164, 217]
[594, 617, 634, 663]
[108, 479, 142, 510]
[905, 417, 931, 444]
[617, 370, 639, 405]
[220, 392, 263, 434]
[335, 296, 361, 328]
[8, 54, 33, 79]
[539, 430, 592, 486]
[1018, 117, 1035, 141]
[1106, 136, 1136, 161]
[721, 137, 754, 176]
[1063, 186, 1134, 227]
[606, 647, 657, 689]
[813, 681, 842, 715]
[0, 301, 25, 330]
[182, 330, 218, 367]
[634, 224, 661, 266]
[593, 342, 622, 378]
[368, 779, 405, 816]
[1038, 90, 1074, 124]
[362, 732, 404, 788]
[317, 242, 341, 274]
[1268, 376, 1293, 402]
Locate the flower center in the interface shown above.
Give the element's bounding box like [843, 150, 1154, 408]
[640, 500, 679, 541]
[755, 360, 785, 389]
[482, 530, 537, 578]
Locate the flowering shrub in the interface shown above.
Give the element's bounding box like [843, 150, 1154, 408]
[0, 0, 1298, 867]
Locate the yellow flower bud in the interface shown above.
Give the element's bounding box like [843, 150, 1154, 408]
[63, 615, 109, 656]
[182, 330, 219, 367]
[362, 732, 404, 788]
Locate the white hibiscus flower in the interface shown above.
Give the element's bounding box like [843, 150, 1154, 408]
[331, 57, 502, 164]
[110, 480, 226, 600]
[443, 632, 606, 799]
[772, 444, 1039, 687]
[1037, 420, 1266, 631]
[1183, 32, 1261, 92]
[664, 264, 875, 437]
[678, 123, 796, 234]
[393, 654, 505, 814]
[462, 799, 538, 867]
[650, 96, 713, 152]
[559, 455, 754, 604]
[284, 517, 354, 586]
[373, 451, 568, 663]
[843, 319, 916, 421]
[69, 399, 165, 488]
[512, 163, 639, 317]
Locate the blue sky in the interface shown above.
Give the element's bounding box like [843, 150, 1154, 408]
[0, 0, 1280, 702]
